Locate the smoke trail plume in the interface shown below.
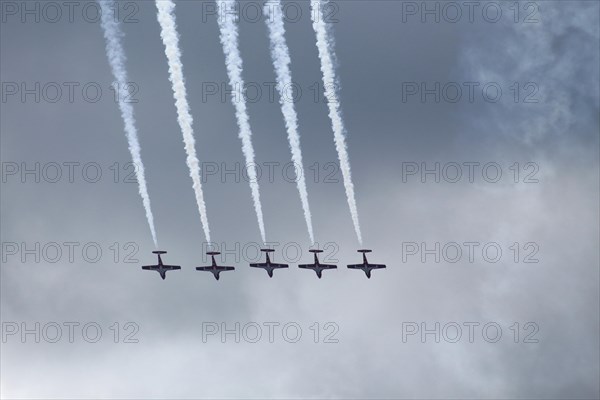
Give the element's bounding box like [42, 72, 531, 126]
[216, 0, 266, 243]
[155, 0, 211, 242]
[311, 0, 362, 245]
[99, 0, 158, 247]
[264, 0, 315, 245]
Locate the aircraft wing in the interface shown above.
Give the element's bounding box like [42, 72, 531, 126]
[250, 263, 267, 268]
[347, 264, 364, 269]
[298, 263, 314, 269]
[142, 265, 157, 270]
[164, 265, 181, 270]
[270, 263, 288, 269]
[196, 266, 212, 271]
[320, 263, 337, 269]
[369, 264, 386, 269]
[220, 266, 235, 271]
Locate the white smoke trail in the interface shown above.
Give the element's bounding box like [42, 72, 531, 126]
[216, 0, 266, 243]
[264, 0, 315, 245]
[99, 0, 158, 247]
[311, 0, 362, 245]
[155, 0, 211, 242]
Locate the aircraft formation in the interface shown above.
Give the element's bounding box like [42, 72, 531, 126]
[142, 249, 386, 280]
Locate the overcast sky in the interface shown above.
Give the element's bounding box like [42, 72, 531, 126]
[1, 1, 599, 398]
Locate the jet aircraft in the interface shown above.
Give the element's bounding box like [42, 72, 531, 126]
[347, 249, 386, 278]
[142, 251, 181, 280]
[250, 249, 288, 278]
[298, 249, 337, 278]
[196, 251, 235, 280]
